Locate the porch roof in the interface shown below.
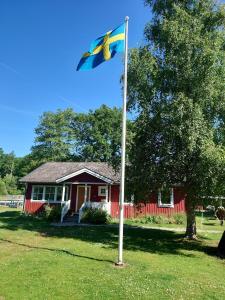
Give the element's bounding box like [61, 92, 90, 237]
[20, 162, 120, 184]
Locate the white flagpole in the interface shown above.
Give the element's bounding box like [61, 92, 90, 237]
[117, 16, 129, 266]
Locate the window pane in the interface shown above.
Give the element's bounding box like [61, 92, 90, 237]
[45, 187, 55, 201]
[99, 187, 106, 196]
[56, 187, 63, 201]
[101, 188, 106, 195]
[33, 186, 43, 200]
[161, 188, 172, 204]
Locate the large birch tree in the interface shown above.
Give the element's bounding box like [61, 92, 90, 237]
[127, 0, 225, 238]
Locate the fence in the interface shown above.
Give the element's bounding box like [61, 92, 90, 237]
[0, 195, 24, 208]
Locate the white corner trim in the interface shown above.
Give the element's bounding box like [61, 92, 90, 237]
[56, 168, 113, 184]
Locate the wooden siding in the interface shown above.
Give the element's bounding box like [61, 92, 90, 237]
[110, 186, 186, 218]
[24, 182, 186, 218]
[24, 184, 45, 213]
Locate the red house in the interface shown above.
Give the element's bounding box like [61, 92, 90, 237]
[20, 162, 185, 222]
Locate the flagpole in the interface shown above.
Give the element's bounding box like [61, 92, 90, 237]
[117, 16, 129, 266]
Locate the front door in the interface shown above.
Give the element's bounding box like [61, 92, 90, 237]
[76, 186, 91, 211]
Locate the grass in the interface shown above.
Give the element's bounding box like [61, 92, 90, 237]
[120, 212, 225, 233]
[0, 207, 225, 300]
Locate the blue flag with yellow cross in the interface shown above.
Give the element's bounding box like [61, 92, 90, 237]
[77, 23, 125, 71]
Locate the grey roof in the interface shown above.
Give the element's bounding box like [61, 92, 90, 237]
[20, 162, 120, 183]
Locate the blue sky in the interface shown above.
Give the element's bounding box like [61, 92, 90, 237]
[0, 0, 150, 157]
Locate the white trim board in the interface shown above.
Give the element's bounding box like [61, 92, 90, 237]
[56, 168, 113, 184]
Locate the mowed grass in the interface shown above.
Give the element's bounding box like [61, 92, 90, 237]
[0, 207, 225, 300]
[122, 213, 225, 232]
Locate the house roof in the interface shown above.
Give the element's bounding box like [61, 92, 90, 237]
[20, 162, 120, 184]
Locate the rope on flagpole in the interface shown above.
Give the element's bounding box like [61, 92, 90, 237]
[116, 16, 129, 266]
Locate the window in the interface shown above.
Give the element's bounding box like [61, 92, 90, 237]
[56, 186, 63, 202]
[45, 186, 55, 201]
[98, 186, 107, 196]
[158, 187, 174, 207]
[31, 185, 69, 202]
[32, 186, 44, 200]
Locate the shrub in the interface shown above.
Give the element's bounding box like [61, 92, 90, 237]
[81, 207, 111, 225]
[130, 214, 186, 225]
[145, 215, 165, 224]
[173, 214, 186, 225]
[41, 204, 61, 222]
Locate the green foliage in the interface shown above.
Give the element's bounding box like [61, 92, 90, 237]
[0, 179, 7, 195]
[73, 104, 133, 170]
[173, 214, 186, 225]
[3, 174, 21, 195]
[1, 105, 132, 192]
[127, 0, 225, 236]
[0, 148, 15, 178]
[31, 108, 76, 162]
[40, 204, 61, 222]
[131, 214, 186, 225]
[29, 105, 133, 170]
[81, 207, 111, 224]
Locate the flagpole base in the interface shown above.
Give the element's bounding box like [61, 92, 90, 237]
[114, 262, 127, 268]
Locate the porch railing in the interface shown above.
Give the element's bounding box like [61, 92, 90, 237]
[61, 200, 71, 223]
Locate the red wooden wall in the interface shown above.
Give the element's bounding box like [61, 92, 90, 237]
[24, 184, 45, 213]
[24, 183, 186, 218]
[110, 186, 186, 218]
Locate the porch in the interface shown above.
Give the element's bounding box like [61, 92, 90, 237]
[60, 183, 111, 223]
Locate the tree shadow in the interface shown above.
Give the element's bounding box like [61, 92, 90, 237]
[0, 210, 218, 258]
[0, 237, 114, 263]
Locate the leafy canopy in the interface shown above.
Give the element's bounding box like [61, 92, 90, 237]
[127, 0, 225, 207]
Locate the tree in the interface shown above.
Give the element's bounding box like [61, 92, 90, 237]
[3, 174, 21, 195]
[0, 148, 15, 178]
[127, 0, 225, 238]
[31, 108, 76, 162]
[0, 179, 7, 195]
[73, 105, 133, 169]
[27, 105, 133, 172]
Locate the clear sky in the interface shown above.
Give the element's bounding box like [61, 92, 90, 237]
[0, 0, 151, 157]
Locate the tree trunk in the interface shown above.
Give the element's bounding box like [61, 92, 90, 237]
[185, 197, 197, 239]
[217, 231, 225, 259]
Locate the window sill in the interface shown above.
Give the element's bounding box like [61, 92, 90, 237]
[30, 200, 63, 203]
[158, 204, 174, 208]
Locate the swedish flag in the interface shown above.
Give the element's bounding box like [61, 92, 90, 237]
[77, 23, 125, 71]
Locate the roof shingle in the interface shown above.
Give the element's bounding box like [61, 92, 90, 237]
[20, 162, 120, 183]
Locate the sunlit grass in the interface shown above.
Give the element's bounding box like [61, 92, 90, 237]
[0, 207, 224, 300]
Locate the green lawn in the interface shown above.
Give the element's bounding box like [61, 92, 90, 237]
[122, 213, 225, 233]
[0, 207, 225, 300]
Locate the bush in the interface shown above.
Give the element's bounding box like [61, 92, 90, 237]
[41, 204, 61, 222]
[81, 207, 111, 225]
[130, 214, 186, 225]
[172, 214, 186, 225]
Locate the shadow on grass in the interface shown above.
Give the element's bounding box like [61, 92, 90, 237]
[0, 237, 114, 263]
[0, 210, 218, 258]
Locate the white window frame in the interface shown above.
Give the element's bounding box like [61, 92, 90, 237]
[31, 185, 68, 203]
[158, 188, 174, 208]
[98, 186, 107, 197]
